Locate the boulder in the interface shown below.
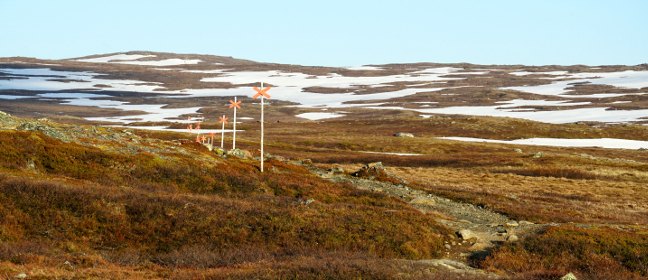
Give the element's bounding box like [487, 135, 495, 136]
[456, 229, 476, 240]
[495, 225, 507, 234]
[506, 234, 519, 242]
[410, 197, 436, 207]
[213, 148, 225, 156]
[328, 166, 345, 174]
[227, 148, 253, 159]
[394, 132, 415, 138]
[560, 272, 578, 280]
[17, 122, 69, 142]
[505, 221, 519, 227]
[352, 162, 386, 178]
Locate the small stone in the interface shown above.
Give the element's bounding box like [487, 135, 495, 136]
[533, 152, 544, 158]
[213, 148, 225, 156]
[14, 273, 27, 279]
[226, 148, 253, 159]
[444, 244, 452, 250]
[495, 225, 507, 234]
[514, 148, 523, 153]
[505, 221, 519, 227]
[352, 162, 386, 178]
[560, 272, 578, 280]
[506, 234, 519, 242]
[519, 220, 534, 225]
[328, 167, 345, 174]
[394, 132, 415, 138]
[302, 198, 315, 205]
[410, 197, 436, 207]
[456, 229, 476, 240]
[469, 242, 489, 251]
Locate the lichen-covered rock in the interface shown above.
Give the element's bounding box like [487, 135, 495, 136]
[394, 132, 414, 138]
[352, 162, 386, 178]
[227, 148, 253, 159]
[17, 122, 70, 142]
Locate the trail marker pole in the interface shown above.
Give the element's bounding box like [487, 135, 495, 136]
[209, 132, 215, 150]
[253, 83, 271, 172]
[229, 97, 242, 150]
[219, 115, 228, 149]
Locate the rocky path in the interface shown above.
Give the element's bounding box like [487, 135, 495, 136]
[309, 163, 549, 278]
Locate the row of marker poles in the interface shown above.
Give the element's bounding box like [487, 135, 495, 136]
[189, 83, 270, 172]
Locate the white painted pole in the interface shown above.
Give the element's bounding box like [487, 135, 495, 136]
[221, 115, 225, 149]
[232, 96, 237, 150]
[260, 82, 265, 173]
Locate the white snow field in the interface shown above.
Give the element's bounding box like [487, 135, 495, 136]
[76, 54, 156, 63]
[504, 70, 648, 95]
[296, 112, 346, 120]
[439, 137, 648, 150]
[2, 66, 648, 125]
[76, 54, 202, 66]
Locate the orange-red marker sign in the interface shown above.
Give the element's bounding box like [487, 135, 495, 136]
[219, 115, 229, 124]
[229, 99, 242, 109]
[253, 86, 272, 99]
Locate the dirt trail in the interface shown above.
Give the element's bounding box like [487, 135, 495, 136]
[309, 164, 548, 277]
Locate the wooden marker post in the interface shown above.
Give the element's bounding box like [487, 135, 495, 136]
[219, 115, 228, 149]
[228, 97, 242, 149]
[253, 82, 271, 172]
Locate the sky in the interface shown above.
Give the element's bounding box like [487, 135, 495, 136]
[1, 0, 647, 66]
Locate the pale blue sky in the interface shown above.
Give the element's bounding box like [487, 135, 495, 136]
[1, 0, 646, 66]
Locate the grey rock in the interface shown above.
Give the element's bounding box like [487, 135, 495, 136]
[394, 132, 415, 138]
[533, 152, 544, 158]
[495, 225, 507, 234]
[352, 162, 386, 178]
[14, 273, 27, 279]
[514, 148, 523, 153]
[227, 148, 253, 159]
[560, 272, 578, 280]
[25, 159, 37, 172]
[505, 221, 519, 227]
[17, 122, 69, 142]
[410, 197, 436, 206]
[328, 167, 345, 174]
[457, 229, 476, 240]
[519, 220, 534, 225]
[213, 148, 225, 156]
[506, 234, 519, 242]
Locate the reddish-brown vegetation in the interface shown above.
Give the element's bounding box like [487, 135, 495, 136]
[478, 225, 648, 280]
[0, 130, 449, 277]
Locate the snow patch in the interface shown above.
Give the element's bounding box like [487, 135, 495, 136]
[76, 54, 157, 63]
[296, 112, 345, 120]
[439, 137, 648, 150]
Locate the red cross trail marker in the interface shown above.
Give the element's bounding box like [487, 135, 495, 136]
[253, 82, 271, 172]
[219, 115, 228, 149]
[228, 97, 242, 149]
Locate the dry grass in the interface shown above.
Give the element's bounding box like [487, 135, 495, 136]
[3, 112, 648, 278]
[0, 129, 452, 278]
[478, 225, 648, 280]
